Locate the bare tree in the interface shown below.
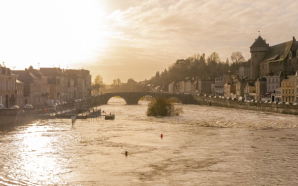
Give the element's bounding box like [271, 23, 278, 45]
[92, 75, 105, 94]
[231, 52, 245, 64]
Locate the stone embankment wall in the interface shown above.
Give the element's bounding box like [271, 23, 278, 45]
[194, 96, 298, 115]
[0, 109, 19, 126]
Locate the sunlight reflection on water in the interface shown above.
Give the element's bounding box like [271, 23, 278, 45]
[0, 97, 298, 185]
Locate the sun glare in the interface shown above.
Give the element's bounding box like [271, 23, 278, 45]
[0, 0, 108, 69]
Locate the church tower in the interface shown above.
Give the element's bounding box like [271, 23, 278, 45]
[250, 36, 269, 79]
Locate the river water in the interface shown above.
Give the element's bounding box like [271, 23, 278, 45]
[1, 97, 298, 185]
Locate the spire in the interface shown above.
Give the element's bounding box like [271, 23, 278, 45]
[250, 36, 267, 48]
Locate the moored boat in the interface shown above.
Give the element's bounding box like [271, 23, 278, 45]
[105, 114, 115, 120]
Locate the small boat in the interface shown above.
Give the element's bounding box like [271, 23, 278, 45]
[105, 114, 115, 120]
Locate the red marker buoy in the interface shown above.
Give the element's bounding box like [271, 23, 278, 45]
[161, 134, 163, 139]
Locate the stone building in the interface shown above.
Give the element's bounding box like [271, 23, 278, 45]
[64, 69, 92, 98]
[13, 67, 48, 108]
[16, 80, 24, 107]
[281, 76, 296, 103]
[235, 78, 246, 99]
[40, 67, 62, 102]
[265, 73, 281, 93]
[250, 36, 298, 80]
[215, 74, 231, 96]
[244, 82, 256, 101]
[168, 81, 176, 94]
[197, 79, 214, 95]
[255, 77, 267, 101]
[224, 82, 236, 99]
[191, 79, 198, 95]
[0, 67, 16, 108]
[238, 62, 250, 78]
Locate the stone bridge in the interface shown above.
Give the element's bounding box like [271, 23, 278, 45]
[88, 92, 199, 105]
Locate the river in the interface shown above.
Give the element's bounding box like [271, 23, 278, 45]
[1, 97, 298, 185]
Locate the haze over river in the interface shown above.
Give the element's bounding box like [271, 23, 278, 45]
[1, 97, 298, 185]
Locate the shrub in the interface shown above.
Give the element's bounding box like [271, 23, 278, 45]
[147, 97, 183, 116]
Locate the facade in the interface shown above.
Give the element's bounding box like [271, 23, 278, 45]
[16, 80, 24, 107]
[211, 83, 215, 96]
[0, 67, 16, 108]
[250, 36, 298, 80]
[255, 78, 267, 101]
[64, 69, 92, 98]
[275, 87, 282, 102]
[184, 78, 192, 94]
[265, 73, 281, 93]
[168, 82, 175, 94]
[197, 79, 213, 95]
[244, 82, 256, 101]
[235, 79, 246, 98]
[238, 62, 250, 78]
[224, 83, 236, 99]
[11, 67, 92, 108]
[281, 76, 296, 103]
[215, 74, 231, 96]
[191, 80, 198, 95]
[177, 81, 185, 94]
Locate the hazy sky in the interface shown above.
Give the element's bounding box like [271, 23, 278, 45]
[0, 0, 297, 84]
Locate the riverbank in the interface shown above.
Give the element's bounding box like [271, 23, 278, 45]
[194, 95, 298, 115]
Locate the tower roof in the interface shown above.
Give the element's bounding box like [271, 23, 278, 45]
[250, 36, 269, 48]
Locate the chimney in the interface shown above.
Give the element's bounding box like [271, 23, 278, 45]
[293, 36, 296, 42]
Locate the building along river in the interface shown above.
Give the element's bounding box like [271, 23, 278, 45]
[0, 97, 298, 185]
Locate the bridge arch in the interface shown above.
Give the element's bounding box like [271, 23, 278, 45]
[106, 96, 126, 105]
[92, 92, 199, 105]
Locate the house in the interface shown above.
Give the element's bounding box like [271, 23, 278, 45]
[191, 79, 198, 95]
[235, 78, 246, 99]
[40, 67, 62, 101]
[244, 82, 256, 101]
[238, 61, 250, 78]
[265, 72, 281, 93]
[215, 74, 231, 96]
[281, 76, 296, 103]
[224, 82, 236, 99]
[197, 79, 214, 95]
[255, 77, 267, 101]
[177, 80, 185, 94]
[184, 77, 192, 94]
[168, 81, 178, 94]
[250, 36, 298, 80]
[64, 69, 92, 98]
[13, 67, 46, 108]
[16, 80, 24, 107]
[0, 67, 16, 108]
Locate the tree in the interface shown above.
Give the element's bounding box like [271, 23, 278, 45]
[92, 75, 105, 94]
[207, 52, 220, 64]
[113, 78, 122, 86]
[231, 52, 245, 64]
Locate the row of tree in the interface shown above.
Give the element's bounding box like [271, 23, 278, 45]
[91, 51, 247, 93]
[149, 51, 247, 85]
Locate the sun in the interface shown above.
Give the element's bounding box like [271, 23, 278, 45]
[0, 0, 109, 69]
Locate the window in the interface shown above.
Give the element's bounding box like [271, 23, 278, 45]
[293, 89, 294, 94]
[286, 89, 287, 94]
[289, 51, 292, 59]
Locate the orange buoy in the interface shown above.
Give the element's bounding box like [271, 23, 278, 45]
[161, 134, 163, 139]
